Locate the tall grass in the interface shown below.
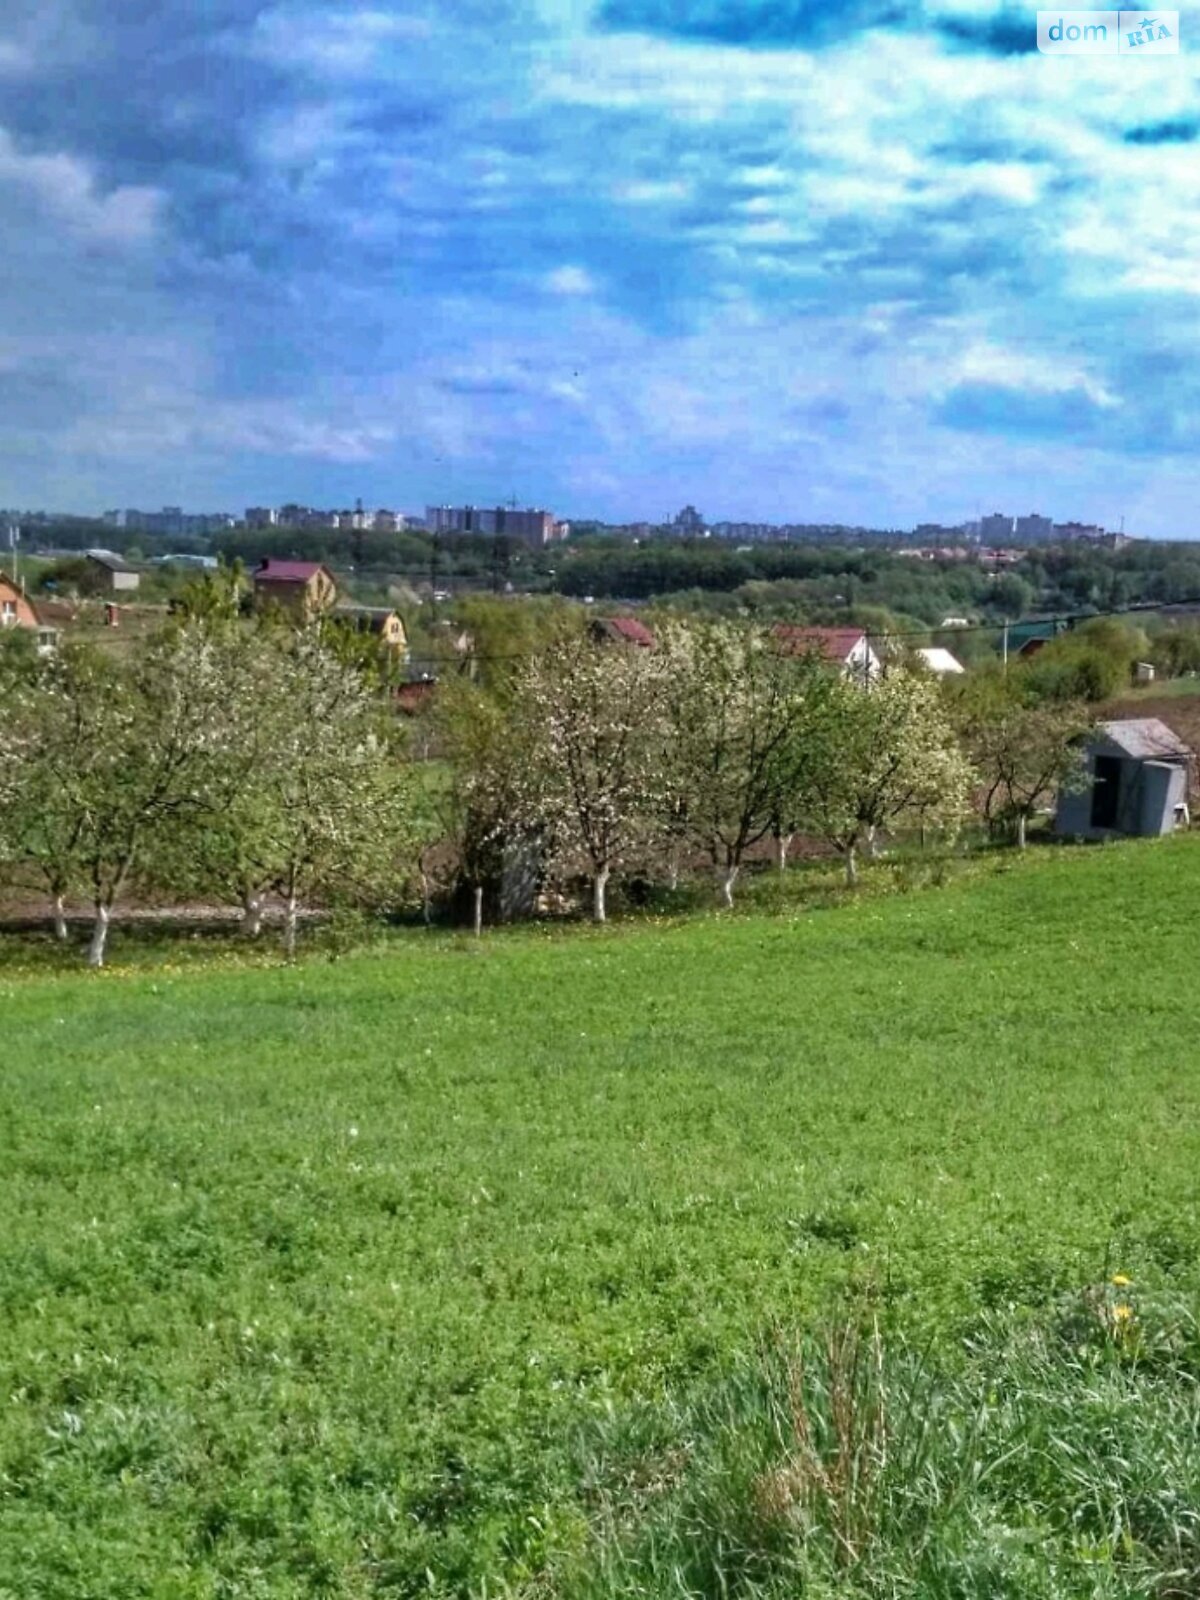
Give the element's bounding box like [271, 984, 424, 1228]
[563, 1287, 1200, 1598]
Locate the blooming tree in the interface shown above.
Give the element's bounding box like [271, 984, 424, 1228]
[515, 634, 669, 922]
[803, 669, 974, 885]
[659, 621, 823, 906]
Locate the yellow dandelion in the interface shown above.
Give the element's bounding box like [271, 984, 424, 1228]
[1111, 1274, 1132, 1287]
[1112, 1303, 1133, 1323]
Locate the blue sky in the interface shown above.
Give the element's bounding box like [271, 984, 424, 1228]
[1, 1, 1198, 533]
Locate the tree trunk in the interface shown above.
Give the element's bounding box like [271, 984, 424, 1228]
[473, 883, 483, 938]
[865, 825, 879, 859]
[592, 865, 610, 924]
[240, 891, 263, 938]
[283, 894, 299, 960]
[774, 832, 792, 874]
[1016, 812, 1028, 851]
[845, 845, 858, 888]
[52, 893, 69, 942]
[667, 851, 680, 892]
[717, 863, 739, 908]
[87, 903, 110, 969]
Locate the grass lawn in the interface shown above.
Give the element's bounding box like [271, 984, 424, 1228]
[3, 840, 1200, 1596]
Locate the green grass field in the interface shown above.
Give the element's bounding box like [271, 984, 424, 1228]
[4, 841, 1200, 1596]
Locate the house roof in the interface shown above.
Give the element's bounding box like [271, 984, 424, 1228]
[1097, 718, 1193, 761]
[595, 616, 656, 647]
[916, 646, 965, 675]
[0, 575, 42, 624]
[772, 624, 868, 662]
[334, 604, 405, 635]
[85, 548, 135, 573]
[253, 559, 332, 584]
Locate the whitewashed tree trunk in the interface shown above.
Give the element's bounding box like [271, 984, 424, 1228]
[1016, 811, 1028, 850]
[283, 894, 299, 959]
[473, 883, 483, 938]
[845, 844, 859, 888]
[667, 850, 680, 892]
[592, 865, 610, 924]
[240, 892, 263, 938]
[717, 863, 739, 908]
[865, 825, 879, 859]
[774, 832, 792, 874]
[87, 903, 111, 968]
[52, 894, 69, 942]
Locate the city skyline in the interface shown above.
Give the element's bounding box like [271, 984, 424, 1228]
[0, 3, 1198, 534]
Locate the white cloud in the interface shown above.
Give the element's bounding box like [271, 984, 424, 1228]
[544, 264, 597, 295]
[245, 6, 431, 76]
[953, 342, 1118, 407]
[0, 128, 161, 244]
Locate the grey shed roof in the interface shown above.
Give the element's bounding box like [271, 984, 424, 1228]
[85, 548, 135, 573]
[1098, 718, 1193, 760]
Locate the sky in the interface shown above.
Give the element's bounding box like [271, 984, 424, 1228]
[1, 1, 1198, 534]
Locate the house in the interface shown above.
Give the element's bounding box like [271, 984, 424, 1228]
[1003, 620, 1067, 660]
[1055, 719, 1193, 840]
[590, 616, 656, 649]
[251, 559, 337, 619]
[771, 624, 881, 682]
[0, 575, 58, 655]
[85, 549, 140, 593]
[334, 605, 409, 659]
[915, 646, 965, 676]
[393, 677, 438, 715]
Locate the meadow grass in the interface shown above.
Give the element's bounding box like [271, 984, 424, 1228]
[3, 838, 1200, 1596]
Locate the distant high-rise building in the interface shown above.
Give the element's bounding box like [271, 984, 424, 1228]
[423, 506, 556, 545]
[245, 507, 279, 529]
[979, 511, 1014, 544]
[673, 504, 705, 533]
[1014, 513, 1054, 543]
[1053, 520, 1104, 541]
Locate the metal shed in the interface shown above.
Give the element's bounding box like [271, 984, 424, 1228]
[1055, 718, 1193, 840]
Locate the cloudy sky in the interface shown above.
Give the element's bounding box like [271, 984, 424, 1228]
[1, 1, 1198, 532]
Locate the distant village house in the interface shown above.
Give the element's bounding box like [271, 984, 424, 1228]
[85, 549, 140, 594]
[334, 605, 409, 660]
[252, 559, 337, 619]
[0, 575, 57, 655]
[771, 624, 881, 682]
[590, 616, 656, 649]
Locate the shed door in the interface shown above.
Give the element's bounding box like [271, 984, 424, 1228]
[1091, 754, 1122, 828]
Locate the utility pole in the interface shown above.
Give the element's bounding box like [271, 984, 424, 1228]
[8, 523, 19, 587]
[1002, 621, 1009, 674]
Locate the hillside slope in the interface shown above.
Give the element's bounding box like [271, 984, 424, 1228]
[3, 840, 1200, 1595]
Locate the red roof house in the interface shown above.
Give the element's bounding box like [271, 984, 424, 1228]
[771, 624, 881, 681]
[590, 616, 656, 649]
[252, 559, 337, 619]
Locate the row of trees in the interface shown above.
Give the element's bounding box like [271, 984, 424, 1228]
[436, 624, 1092, 924]
[0, 623, 412, 965]
[0, 611, 1095, 963]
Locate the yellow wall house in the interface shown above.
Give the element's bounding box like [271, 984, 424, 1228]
[251, 559, 338, 619]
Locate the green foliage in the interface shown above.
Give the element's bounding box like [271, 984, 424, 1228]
[1025, 619, 1148, 703]
[5, 841, 1200, 1592]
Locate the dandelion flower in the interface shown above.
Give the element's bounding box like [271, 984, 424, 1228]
[1113, 1303, 1133, 1323]
[1111, 1273, 1132, 1287]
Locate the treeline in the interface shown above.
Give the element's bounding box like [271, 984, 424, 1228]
[0, 602, 1122, 965]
